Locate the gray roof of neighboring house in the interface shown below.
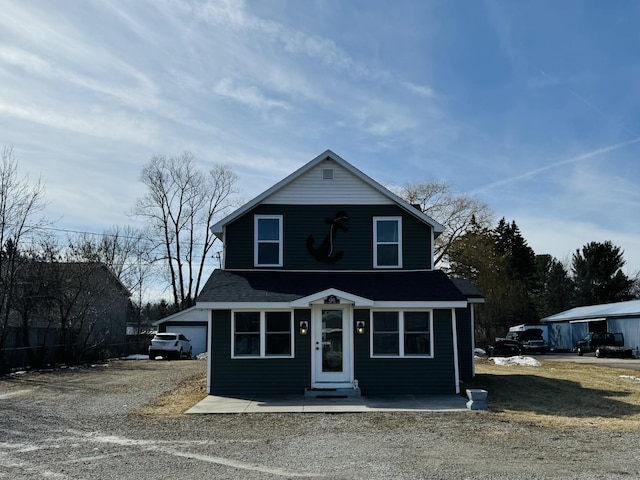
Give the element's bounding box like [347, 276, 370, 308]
[542, 300, 640, 322]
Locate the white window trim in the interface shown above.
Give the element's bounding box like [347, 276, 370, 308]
[254, 215, 283, 267]
[370, 309, 433, 358]
[231, 310, 294, 359]
[373, 216, 403, 268]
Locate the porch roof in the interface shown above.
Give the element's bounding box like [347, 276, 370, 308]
[197, 269, 471, 306]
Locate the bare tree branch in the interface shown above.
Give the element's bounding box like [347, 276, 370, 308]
[133, 152, 237, 308]
[397, 181, 494, 266]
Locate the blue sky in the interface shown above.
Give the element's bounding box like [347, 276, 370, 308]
[1, 0, 638, 276]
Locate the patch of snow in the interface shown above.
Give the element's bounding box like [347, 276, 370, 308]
[619, 375, 640, 382]
[121, 354, 151, 360]
[490, 356, 541, 367]
[474, 348, 487, 357]
[196, 352, 208, 360]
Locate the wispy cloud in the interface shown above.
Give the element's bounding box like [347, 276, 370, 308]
[214, 78, 291, 112]
[0, 102, 160, 144]
[0, 45, 162, 113]
[472, 137, 640, 194]
[194, 0, 366, 76]
[402, 81, 435, 98]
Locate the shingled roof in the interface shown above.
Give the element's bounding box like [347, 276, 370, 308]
[197, 269, 474, 305]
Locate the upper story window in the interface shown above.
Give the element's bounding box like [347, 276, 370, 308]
[373, 217, 402, 268]
[255, 215, 283, 267]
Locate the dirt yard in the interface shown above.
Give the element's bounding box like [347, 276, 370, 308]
[2, 357, 640, 479]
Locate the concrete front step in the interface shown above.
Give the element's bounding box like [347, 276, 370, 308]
[304, 387, 362, 399]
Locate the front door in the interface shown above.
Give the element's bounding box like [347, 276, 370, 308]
[312, 305, 353, 387]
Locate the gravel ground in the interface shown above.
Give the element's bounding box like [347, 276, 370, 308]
[1, 359, 639, 479]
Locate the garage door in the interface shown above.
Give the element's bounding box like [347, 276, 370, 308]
[172, 326, 207, 355]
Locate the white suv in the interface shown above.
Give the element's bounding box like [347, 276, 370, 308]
[149, 333, 193, 359]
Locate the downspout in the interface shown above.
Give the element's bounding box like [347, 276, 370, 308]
[206, 309, 212, 395]
[451, 308, 460, 394]
[471, 303, 476, 378]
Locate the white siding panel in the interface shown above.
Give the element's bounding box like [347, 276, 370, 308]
[266, 159, 394, 205]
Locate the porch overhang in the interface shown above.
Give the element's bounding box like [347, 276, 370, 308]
[290, 288, 374, 307]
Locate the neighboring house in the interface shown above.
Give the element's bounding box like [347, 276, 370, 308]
[196, 150, 483, 396]
[3, 262, 131, 367]
[542, 300, 640, 353]
[153, 307, 209, 356]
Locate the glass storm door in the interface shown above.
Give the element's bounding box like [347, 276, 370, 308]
[312, 306, 352, 385]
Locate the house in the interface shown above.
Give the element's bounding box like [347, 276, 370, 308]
[196, 150, 483, 396]
[3, 262, 131, 368]
[153, 306, 209, 356]
[542, 300, 640, 353]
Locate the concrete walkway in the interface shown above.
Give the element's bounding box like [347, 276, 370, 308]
[186, 393, 469, 414]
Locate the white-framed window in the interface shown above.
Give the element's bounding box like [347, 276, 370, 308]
[255, 215, 283, 267]
[373, 217, 402, 268]
[232, 310, 293, 358]
[371, 310, 432, 357]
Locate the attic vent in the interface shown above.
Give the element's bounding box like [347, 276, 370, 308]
[322, 168, 335, 180]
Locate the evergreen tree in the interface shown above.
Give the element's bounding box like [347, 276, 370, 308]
[535, 254, 574, 317]
[449, 217, 540, 345]
[572, 241, 633, 305]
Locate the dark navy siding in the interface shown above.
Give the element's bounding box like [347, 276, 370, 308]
[210, 307, 460, 396]
[209, 309, 311, 395]
[225, 204, 432, 270]
[455, 307, 474, 382]
[354, 309, 457, 395]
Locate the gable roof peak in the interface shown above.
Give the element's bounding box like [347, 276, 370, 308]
[211, 150, 445, 236]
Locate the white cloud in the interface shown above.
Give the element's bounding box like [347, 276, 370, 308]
[213, 78, 291, 112]
[0, 102, 160, 145]
[402, 81, 435, 98]
[195, 0, 364, 75]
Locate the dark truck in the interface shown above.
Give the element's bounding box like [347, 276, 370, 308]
[575, 332, 633, 358]
[487, 328, 548, 356]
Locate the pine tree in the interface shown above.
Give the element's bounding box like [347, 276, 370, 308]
[572, 241, 633, 305]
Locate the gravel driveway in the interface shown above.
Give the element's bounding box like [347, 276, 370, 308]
[1, 359, 639, 479]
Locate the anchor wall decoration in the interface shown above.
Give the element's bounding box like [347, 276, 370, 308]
[306, 211, 349, 263]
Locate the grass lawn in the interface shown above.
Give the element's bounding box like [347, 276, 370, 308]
[468, 357, 640, 431]
[136, 357, 640, 433]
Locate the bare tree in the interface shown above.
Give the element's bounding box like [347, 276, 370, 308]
[66, 226, 158, 337]
[0, 147, 48, 370]
[25, 236, 131, 364]
[133, 152, 237, 308]
[66, 225, 156, 297]
[397, 181, 493, 266]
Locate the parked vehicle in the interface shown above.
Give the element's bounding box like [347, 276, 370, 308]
[487, 337, 521, 357]
[505, 328, 549, 354]
[149, 333, 193, 359]
[488, 327, 548, 357]
[575, 332, 633, 358]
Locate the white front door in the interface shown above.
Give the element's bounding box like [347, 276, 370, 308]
[312, 305, 353, 387]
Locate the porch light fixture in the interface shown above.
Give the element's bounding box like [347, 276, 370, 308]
[299, 321, 309, 335]
[356, 321, 365, 335]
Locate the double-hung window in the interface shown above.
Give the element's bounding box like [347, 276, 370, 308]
[255, 215, 283, 267]
[374, 217, 402, 268]
[371, 310, 432, 357]
[232, 311, 293, 358]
